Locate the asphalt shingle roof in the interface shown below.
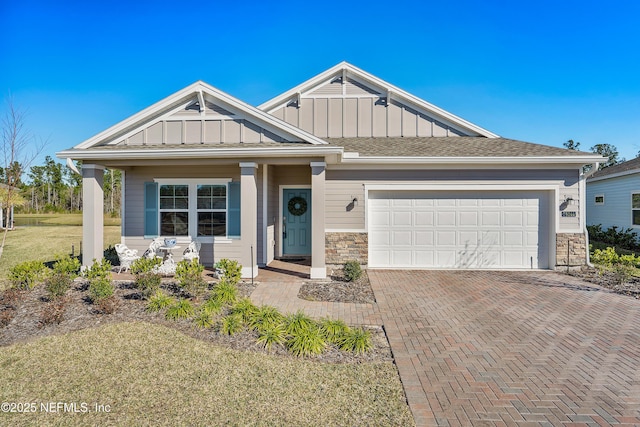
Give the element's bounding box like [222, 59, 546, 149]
[324, 137, 592, 157]
[589, 156, 640, 179]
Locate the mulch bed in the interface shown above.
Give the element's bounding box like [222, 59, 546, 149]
[0, 276, 391, 364]
[298, 270, 376, 304]
[566, 266, 640, 299]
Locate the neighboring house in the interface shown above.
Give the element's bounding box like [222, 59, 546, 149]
[56, 62, 602, 278]
[586, 157, 640, 231]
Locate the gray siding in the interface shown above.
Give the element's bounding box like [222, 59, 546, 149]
[587, 174, 640, 230]
[123, 165, 244, 265]
[326, 169, 581, 231]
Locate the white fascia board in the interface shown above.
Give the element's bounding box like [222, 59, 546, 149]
[74, 81, 328, 150]
[258, 61, 499, 138]
[587, 168, 640, 183]
[56, 146, 343, 161]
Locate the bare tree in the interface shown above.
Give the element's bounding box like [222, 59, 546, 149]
[0, 97, 47, 259]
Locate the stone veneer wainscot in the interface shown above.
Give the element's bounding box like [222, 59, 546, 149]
[326, 232, 368, 265]
[556, 233, 587, 267]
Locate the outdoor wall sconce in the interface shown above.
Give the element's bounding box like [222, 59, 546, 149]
[346, 196, 358, 212]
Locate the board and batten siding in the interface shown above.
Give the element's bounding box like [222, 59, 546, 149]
[325, 169, 581, 231]
[587, 174, 640, 230]
[272, 98, 465, 139]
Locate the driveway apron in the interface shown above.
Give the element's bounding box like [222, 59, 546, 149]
[369, 270, 640, 426]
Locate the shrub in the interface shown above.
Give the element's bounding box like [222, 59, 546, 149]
[587, 224, 640, 250]
[103, 245, 120, 266]
[9, 260, 47, 290]
[175, 259, 206, 296]
[45, 271, 73, 299]
[591, 247, 620, 268]
[193, 309, 214, 329]
[130, 257, 162, 274]
[221, 313, 244, 336]
[215, 259, 242, 284]
[52, 254, 81, 278]
[95, 297, 117, 314]
[129, 257, 162, 299]
[339, 327, 373, 354]
[343, 260, 362, 282]
[88, 278, 114, 303]
[210, 279, 238, 306]
[285, 311, 315, 336]
[146, 290, 174, 312]
[166, 299, 194, 320]
[201, 297, 224, 316]
[287, 324, 326, 356]
[319, 318, 350, 344]
[39, 298, 67, 327]
[231, 297, 257, 323]
[256, 322, 287, 350]
[84, 258, 112, 281]
[249, 305, 284, 332]
[0, 308, 16, 327]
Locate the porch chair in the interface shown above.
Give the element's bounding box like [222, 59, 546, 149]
[143, 238, 165, 259]
[114, 243, 140, 273]
[182, 241, 201, 263]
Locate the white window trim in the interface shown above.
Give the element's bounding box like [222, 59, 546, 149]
[632, 192, 640, 227]
[594, 194, 604, 205]
[154, 178, 232, 241]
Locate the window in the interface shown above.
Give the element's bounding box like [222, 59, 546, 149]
[145, 179, 239, 239]
[196, 184, 226, 236]
[160, 185, 189, 235]
[594, 195, 604, 205]
[633, 194, 640, 226]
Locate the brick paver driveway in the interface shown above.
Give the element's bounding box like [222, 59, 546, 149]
[369, 270, 640, 426]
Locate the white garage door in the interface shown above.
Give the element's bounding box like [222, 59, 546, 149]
[368, 190, 550, 269]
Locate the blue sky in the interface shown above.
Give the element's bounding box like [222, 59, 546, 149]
[1, 0, 639, 169]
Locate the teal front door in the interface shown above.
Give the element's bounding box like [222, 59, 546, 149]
[283, 188, 311, 255]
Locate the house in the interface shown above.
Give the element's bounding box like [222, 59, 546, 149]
[586, 157, 640, 231]
[56, 62, 603, 278]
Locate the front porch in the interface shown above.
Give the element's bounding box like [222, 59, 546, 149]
[80, 161, 329, 279]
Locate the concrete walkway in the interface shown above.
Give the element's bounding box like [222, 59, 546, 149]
[369, 270, 640, 427]
[250, 260, 382, 326]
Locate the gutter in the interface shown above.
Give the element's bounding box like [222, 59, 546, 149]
[581, 161, 601, 267]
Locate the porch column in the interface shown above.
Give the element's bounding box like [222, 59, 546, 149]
[310, 162, 327, 279]
[82, 164, 104, 267]
[240, 162, 258, 278]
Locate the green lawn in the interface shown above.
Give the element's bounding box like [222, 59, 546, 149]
[0, 322, 414, 426]
[0, 214, 121, 286]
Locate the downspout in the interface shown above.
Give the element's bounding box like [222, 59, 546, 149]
[581, 162, 600, 267]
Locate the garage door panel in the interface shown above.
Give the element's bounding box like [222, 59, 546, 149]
[392, 230, 412, 246]
[437, 212, 456, 226]
[415, 231, 433, 246]
[369, 190, 549, 269]
[392, 211, 412, 226]
[504, 212, 523, 226]
[482, 211, 501, 226]
[415, 211, 434, 226]
[459, 211, 479, 226]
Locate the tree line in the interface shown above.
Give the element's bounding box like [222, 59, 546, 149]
[1, 157, 122, 215]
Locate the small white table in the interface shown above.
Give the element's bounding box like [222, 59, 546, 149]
[159, 245, 181, 262]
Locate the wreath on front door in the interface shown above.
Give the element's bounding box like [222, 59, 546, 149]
[287, 196, 308, 216]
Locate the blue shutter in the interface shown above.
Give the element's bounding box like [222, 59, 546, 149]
[228, 181, 241, 239]
[144, 182, 159, 238]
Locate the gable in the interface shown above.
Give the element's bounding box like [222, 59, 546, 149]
[260, 62, 496, 139]
[74, 81, 328, 150]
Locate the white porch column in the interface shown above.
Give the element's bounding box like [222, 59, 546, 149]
[240, 162, 258, 278]
[310, 161, 327, 279]
[82, 164, 105, 267]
